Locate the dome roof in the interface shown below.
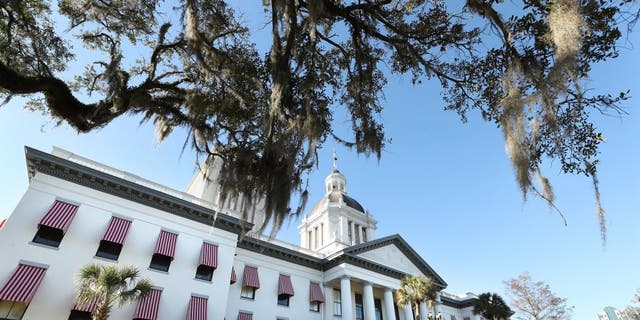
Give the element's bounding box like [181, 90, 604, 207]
[328, 191, 365, 213]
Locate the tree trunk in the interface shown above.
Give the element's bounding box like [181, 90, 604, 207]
[92, 301, 111, 320]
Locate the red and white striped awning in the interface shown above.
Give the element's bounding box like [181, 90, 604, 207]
[238, 311, 253, 320]
[278, 274, 294, 296]
[230, 267, 237, 285]
[101, 217, 132, 244]
[187, 295, 208, 320]
[0, 218, 6, 230]
[153, 230, 178, 259]
[309, 282, 325, 302]
[133, 288, 162, 320]
[241, 266, 260, 289]
[39, 200, 79, 233]
[198, 243, 218, 269]
[0, 264, 47, 304]
[73, 296, 101, 313]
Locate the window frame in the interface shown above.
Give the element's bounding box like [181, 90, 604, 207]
[309, 300, 321, 312]
[0, 300, 27, 320]
[195, 265, 215, 282]
[148, 253, 172, 272]
[240, 286, 256, 300]
[95, 240, 123, 261]
[32, 225, 64, 248]
[333, 289, 342, 316]
[277, 294, 290, 307]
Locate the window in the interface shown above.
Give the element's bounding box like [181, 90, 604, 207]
[67, 310, 92, 320]
[149, 254, 172, 272]
[0, 301, 26, 320]
[32, 225, 63, 247]
[314, 226, 319, 249]
[374, 298, 383, 320]
[355, 294, 363, 320]
[95, 240, 122, 260]
[333, 289, 342, 316]
[363, 228, 367, 242]
[354, 225, 360, 245]
[277, 294, 290, 307]
[347, 221, 353, 244]
[310, 301, 321, 312]
[195, 265, 214, 282]
[241, 286, 256, 300]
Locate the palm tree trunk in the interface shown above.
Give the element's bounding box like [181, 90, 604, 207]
[92, 301, 111, 320]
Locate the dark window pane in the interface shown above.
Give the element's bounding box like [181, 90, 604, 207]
[32, 226, 64, 247]
[68, 310, 92, 320]
[375, 298, 383, 320]
[149, 254, 171, 272]
[195, 265, 214, 281]
[355, 294, 363, 320]
[277, 294, 290, 307]
[95, 241, 122, 261]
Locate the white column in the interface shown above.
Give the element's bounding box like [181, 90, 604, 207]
[363, 281, 376, 320]
[403, 304, 414, 320]
[384, 287, 397, 320]
[324, 283, 334, 317]
[419, 301, 428, 320]
[341, 276, 354, 320]
[358, 224, 364, 243]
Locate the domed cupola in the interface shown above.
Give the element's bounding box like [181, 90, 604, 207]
[325, 168, 346, 194]
[298, 150, 377, 255]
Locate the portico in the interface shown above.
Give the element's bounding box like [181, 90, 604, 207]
[324, 274, 399, 320]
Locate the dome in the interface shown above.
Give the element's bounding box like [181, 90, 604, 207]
[328, 191, 366, 213]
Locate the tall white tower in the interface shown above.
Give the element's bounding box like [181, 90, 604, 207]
[185, 155, 265, 232]
[298, 151, 377, 255]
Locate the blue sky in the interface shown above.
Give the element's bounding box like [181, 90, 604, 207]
[1, 3, 639, 319]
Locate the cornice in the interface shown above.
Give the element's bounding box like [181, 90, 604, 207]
[24, 147, 252, 234]
[441, 295, 477, 309]
[237, 236, 324, 270]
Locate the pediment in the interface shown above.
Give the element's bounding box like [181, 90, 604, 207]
[344, 234, 447, 287]
[357, 243, 423, 276]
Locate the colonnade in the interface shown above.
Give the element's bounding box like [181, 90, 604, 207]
[336, 275, 439, 320]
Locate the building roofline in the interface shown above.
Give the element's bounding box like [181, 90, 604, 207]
[440, 295, 477, 309]
[24, 146, 252, 234]
[24, 147, 449, 286]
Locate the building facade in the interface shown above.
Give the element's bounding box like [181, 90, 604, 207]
[598, 306, 629, 320]
[0, 147, 482, 320]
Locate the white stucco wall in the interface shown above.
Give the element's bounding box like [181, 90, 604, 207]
[0, 173, 238, 320]
[226, 247, 325, 320]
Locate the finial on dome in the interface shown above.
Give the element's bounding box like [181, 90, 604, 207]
[332, 147, 338, 171]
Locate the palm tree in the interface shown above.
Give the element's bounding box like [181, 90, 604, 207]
[75, 263, 152, 320]
[395, 275, 438, 320]
[473, 292, 514, 320]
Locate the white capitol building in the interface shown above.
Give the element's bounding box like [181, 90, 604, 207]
[0, 147, 483, 320]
